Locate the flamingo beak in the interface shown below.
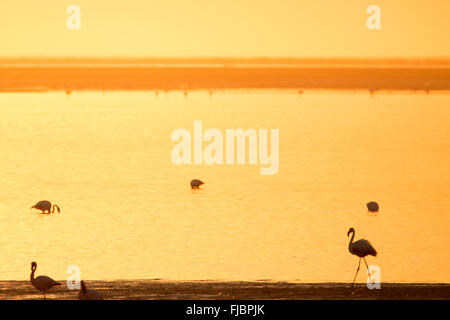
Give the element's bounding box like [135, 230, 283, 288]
[347, 230, 351, 237]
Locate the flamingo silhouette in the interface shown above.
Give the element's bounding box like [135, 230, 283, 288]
[78, 280, 103, 300]
[30, 261, 61, 299]
[366, 201, 379, 212]
[31, 200, 60, 214]
[347, 227, 377, 287]
[190, 179, 204, 189]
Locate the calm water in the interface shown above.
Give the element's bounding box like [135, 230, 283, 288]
[0, 90, 449, 283]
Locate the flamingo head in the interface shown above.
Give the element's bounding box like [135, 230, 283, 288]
[347, 227, 355, 237]
[31, 261, 37, 271]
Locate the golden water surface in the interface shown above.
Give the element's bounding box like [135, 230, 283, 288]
[0, 90, 449, 282]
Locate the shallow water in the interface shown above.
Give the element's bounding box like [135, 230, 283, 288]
[0, 90, 449, 283]
[1, 280, 449, 300]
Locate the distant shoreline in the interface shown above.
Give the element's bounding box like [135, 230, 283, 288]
[1, 281, 449, 300]
[1, 65, 450, 92]
[1, 57, 450, 66]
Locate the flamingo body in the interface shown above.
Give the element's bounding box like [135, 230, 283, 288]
[366, 201, 379, 212]
[78, 281, 103, 300]
[349, 239, 377, 257]
[190, 179, 204, 189]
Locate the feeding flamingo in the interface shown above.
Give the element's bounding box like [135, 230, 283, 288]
[347, 227, 377, 287]
[30, 261, 61, 299]
[31, 200, 60, 214]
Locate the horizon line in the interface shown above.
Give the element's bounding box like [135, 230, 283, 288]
[1, 56, 450, 64]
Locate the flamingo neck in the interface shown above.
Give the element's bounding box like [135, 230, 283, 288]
[348, 231, 355, 251]
[30, 268, 35, 283]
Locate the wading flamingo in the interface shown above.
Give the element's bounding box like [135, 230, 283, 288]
[366, 201, 379, 212]
[347, 228, 377, 287]
[190, 179, 204, 189]
[78, 281, 103, 300]
[30, 261, 61, 299]
[31, 200, 60, 214]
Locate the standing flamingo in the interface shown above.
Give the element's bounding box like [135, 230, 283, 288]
[30, 261, 61, 299]
[78, 281, 103, 300]
[347, 227, 377, 287]
[31, 200, 61, 214]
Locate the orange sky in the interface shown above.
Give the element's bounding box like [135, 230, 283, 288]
[0, 0, 449, 57]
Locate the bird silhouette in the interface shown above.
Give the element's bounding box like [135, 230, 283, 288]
[31, 200, 60, 214]
[78, 280, 103, 300]
[30, 261, 61, 299]
[190, 179, 204, 189]
[366, 201, 379, 212]
[347, 228, 377, 287]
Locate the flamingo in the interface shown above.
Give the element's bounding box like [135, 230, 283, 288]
[190, 179, 204, 189]
[31, 200, 60, 214]
[347, 228, 377, 287]
[366, 201, 379, 212]
[30, 261, 61, 299]
[78, 281, 103, 300]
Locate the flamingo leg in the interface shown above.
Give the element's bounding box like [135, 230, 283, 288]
[351, 258, 361, 287]
[363, 258, 372, 283]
